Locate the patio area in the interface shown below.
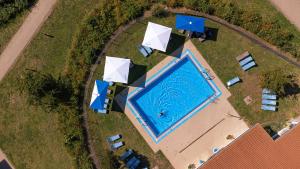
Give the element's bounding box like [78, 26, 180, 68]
[115, 40, 249, 168]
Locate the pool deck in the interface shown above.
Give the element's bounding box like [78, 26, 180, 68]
[115, 40, 249, 169]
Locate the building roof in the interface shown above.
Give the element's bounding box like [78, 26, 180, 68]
[200, 123, 300, 169]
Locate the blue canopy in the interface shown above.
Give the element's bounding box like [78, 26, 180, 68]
[176, 15, 206, 33]
[90, 80, 109, 110]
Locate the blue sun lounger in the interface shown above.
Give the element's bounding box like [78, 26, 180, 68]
[242, 61, 256, 71]
[120, 149, 133, 161]
[227, 77, 240, 87]
[262, 94, 277, 100]
[262, 88, 272, 94]
[261, 105, 277, 111]
[106, 134, 121, 143]
[110, 141, 124, 151]
[97, 109, 107, 114]
[138, 46, 148, 57]
[262, 99, 277, 106]
[126, 156, 140, 169]
[142, 45, 153, 54]
[239, 56, 253, 67]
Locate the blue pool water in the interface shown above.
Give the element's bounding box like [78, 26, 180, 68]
[129, 55, 219, 140]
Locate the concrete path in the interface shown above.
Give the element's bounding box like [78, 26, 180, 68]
[269, 0, 300, 30]
[0, 0, 58, 81]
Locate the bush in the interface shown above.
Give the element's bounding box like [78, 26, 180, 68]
[0, 0, 37, 27]
[181, 0, 300, 59]
[260, 68, 295, 95]
[166, 0, 183, 7]
[152, 5, 168, 18]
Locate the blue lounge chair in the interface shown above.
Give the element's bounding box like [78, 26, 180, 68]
[110, 141, 124, 151]
[97, 109, 107, 114]
[242, 61, 256, 71]
[108, 81, 114, 86]
[227, 77, 240, 87]
[239, 56, 253, 66]
[261, 105, 277, 111]
[105, 98, 109, 104]
[262, 99, 277, 106]
[130, 158, 140, 169]
[262, 88, 272, 94]
[262, 94, 277, 100]
[138, 46, 148, 57]
[142, 45, 153, 54]
[126, 157, 140, 169]
[106, 134, 121, 143]
[120, 149, 133, 161]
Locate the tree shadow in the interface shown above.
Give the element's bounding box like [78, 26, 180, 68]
[164, 33, 186, 58]
[283, 82, 300, 97]
[205, 27, 219, 41]
[128, 64, 147, 87]
[0, 160, 12, 169]
[136, 152, 151, 169]
[263, 126, 279, 140]
[111, 85, 129, 113]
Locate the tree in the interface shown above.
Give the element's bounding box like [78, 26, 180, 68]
[260, 68, 295, 95]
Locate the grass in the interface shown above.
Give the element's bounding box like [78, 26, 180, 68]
[87, 13, 300, 168]
[86, 16, 178, 169]
[0, 0, 101, 168]
[0, 11, 29, 53]
[230, 0, 300, 50]
[191, 20, 300, 130]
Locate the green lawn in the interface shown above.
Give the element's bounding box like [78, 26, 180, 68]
[87, 14, 300, 168]
[0, 0, 101, 168]
[231, 0, 300, 50]
[0, 11, 29, 53]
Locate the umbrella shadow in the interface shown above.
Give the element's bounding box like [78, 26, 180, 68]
[128, 64, 147, 87]
[163, 33, 186, 58]
[111, 85, 129, 113]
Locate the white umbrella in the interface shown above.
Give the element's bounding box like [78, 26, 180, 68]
[142, 22, 172, 52]
[103, 56, 131, 83]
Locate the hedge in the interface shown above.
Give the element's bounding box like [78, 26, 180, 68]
[162, 0, 300, 59]
[0, 0, 36, 27]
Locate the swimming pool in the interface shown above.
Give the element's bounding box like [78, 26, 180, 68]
[128, 50, 221, 143]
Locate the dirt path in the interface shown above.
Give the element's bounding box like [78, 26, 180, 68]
[269, 0, 300, 31]
[0, 0, 58, 81]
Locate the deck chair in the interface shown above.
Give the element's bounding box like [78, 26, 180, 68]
[262, 99, 277, 106]
[261, 105, 277, 111]
[239, 56, 253, 66]
[129, 158, 140, 169]
[242, 61, 256, 71]
[110, 141, 124, 151]
[97, 109, 107, 114]
[138, 45, 148, 57]
[105, 98, 109, 104]
[106, 134, 121, 143]
[262, 94, 277, 100]
[262, 88, 272, 94]
[108, 81, 114, 86]
[236, 51, 250, 61]
[226, 77, 240, 87]
[126, 157, 140, 169]
[142, 45, 153, 54]
[120, 149, 133, 161]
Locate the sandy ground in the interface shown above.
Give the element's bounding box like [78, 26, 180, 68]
[0, 149, 14, 169]
[269, 0, 300, 30]
[0, 0, 58, 81]
[115, 40, 249, 169]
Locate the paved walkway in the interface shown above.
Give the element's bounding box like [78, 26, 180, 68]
[269, 0, 300, 30]
[0, 0, 58, 81]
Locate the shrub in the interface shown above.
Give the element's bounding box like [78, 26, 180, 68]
[0, 0, 37, 27]
[152, 4, 169, 18]
[166, 0, 183, 7]
[260, 68, 295, 95]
